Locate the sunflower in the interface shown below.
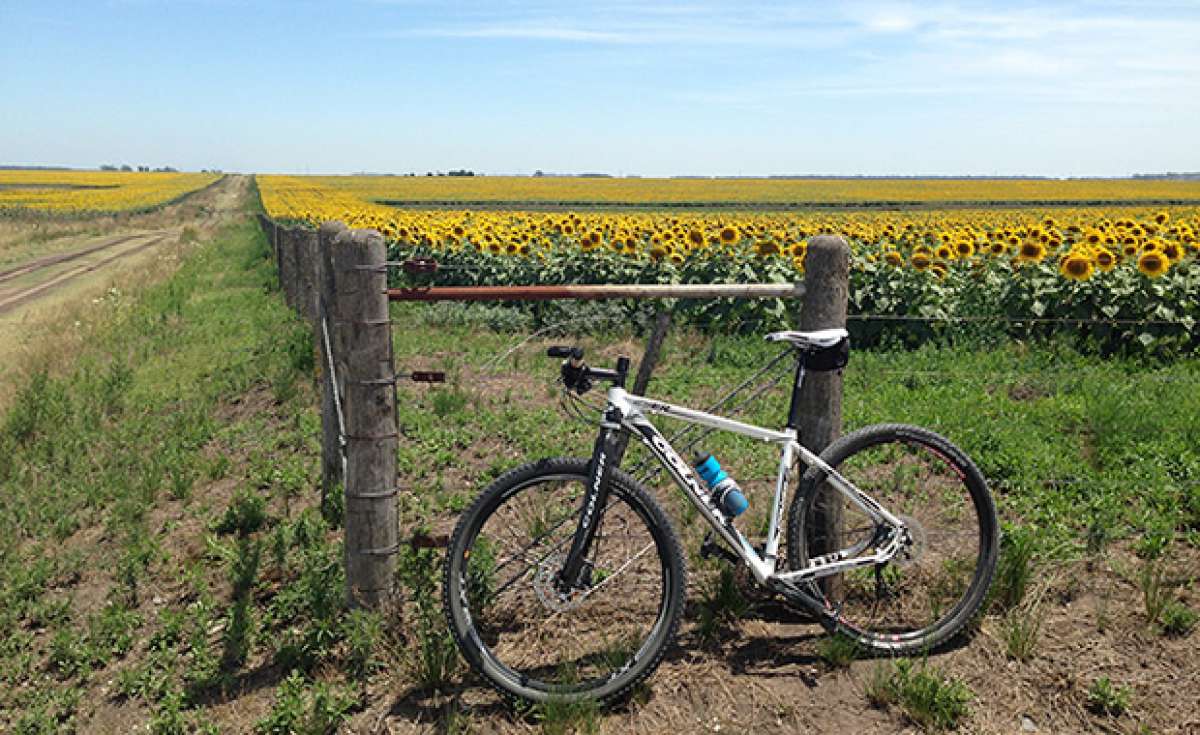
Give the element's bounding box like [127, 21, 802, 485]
[911, 252, 932, 271]
[884, 250, 904, 267]
[1015, 240, 1047, 264]
[755, 240, 782, 257]
[1059, 252, 1093, 281]
[688, 229, 705, 247]
[935, 244, 953, 260]
[1154, 211, 1169, 225]
[1137, 251, 1168, 278]
[1094, 248, 1116, 272]
[930, 260, 948, 279]
[719, 226, 738, 243]
[1161, 241, 1183, 263]
[955, 240, 975, 258]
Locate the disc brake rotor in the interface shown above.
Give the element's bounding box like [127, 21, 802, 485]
[893, 514, 927, 568]
[533, 554, 588, 613]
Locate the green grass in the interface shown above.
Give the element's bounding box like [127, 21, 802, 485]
[1086, 676, 1132, 717]
[391, 302, 1200, 564]
[0, 217, 367, 733]
[3, 208, 1200, 732]
[864, 658, 973, 731]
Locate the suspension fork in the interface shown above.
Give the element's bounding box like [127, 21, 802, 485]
[556, 405, 623, 592]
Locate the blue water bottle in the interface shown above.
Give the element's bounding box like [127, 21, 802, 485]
[693, 453, 749, 517]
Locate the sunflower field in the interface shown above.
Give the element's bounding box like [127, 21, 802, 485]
[257, 175, 1200, 353]
[0, 170, 220, 214]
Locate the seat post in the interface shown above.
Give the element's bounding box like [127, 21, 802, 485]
[785, 356, 806, 432]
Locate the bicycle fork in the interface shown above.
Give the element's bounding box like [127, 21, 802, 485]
[555, 406, 623, 594]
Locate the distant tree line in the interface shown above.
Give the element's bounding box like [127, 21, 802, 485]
[100, 164, 179, 172]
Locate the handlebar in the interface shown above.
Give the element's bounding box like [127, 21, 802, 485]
[546, 346, 630, 394]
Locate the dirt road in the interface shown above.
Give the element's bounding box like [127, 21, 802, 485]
[0, 175, 248, 317]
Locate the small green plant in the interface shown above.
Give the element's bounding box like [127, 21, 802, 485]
[535, 693, 601, 735]
[1086, 676, 1131, 716]
[342, 609, 383, 684]
[989, 527, 1034, 612]
[816, 633, 863, 668]
[255, 670, 355, 735]
[397, 546, 461, 690]
[695, 564, 749, 644]
[863, 659, 972, 731]
[1133, 518, 1173, 560]
[213, 488, 268, 536]
[1159, 601, 1197, 637]
[1138, 559, 1169, 626]
[430, 387, 468, 418]
[1001, 598, 1042, 661]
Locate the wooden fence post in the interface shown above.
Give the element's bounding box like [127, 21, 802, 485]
[317, 222, 347, 508]
[332, 228, 399, 608]
[286, 228, 305, 313]
[797, 234, 850, 597]
[270, 220, 281, 287]
[297, 229, 320, 323]
[610, 310, 672, 467]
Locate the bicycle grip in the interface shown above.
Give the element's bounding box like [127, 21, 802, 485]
[547, 346, 583, 359]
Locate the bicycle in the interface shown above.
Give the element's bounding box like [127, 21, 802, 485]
[442, 329, 999, 704]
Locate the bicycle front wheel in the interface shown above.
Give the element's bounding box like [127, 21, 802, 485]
[786, 424, 999, 654]
[443, 458, 685, 704]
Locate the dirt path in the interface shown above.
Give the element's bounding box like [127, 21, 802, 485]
[0, 175, 247, 318]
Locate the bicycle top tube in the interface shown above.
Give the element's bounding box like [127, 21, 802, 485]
[607, 386, 795, 446]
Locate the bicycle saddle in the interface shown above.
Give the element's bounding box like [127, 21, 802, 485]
[765, 328, 849, 350]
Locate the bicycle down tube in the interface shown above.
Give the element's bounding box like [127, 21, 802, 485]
[559, 385, 910, 594]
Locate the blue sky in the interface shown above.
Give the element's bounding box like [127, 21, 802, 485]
[2, 1, 1198, 176]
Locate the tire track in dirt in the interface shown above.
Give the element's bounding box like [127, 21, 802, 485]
[0, 233, 168, 315]
[0, 233, 145, 285]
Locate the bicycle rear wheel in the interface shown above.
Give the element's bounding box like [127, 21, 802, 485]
[786, 424, 999, 654]
[443, 458, 685, 704]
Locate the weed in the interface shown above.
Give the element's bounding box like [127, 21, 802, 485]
[213, 487, 268, 536]
[1001, 604, 1041, 661]
[149, 688, 188, 735]
[255, 670, 356, 735]
[816, 633, 863, 668]
[1134, 518, 1174, 560]
[863, 659, 972, 731]
[695, 564, 748, 644]
[397, 545, 461, 691]
[535, 693, 601, 735]
[1138, 559, 1169, 626]
[430, 387, 468, 418]
[342, 609, 384, 684]
[1086, 676, 1131, 717]
[989, 527, 1034, 612]
[1158, 601, 1197, 637]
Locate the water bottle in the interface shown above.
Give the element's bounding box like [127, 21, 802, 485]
[693, 453, 749, 517]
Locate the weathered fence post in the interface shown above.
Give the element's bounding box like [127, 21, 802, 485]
[332, 228, 399, 608]
[297, 229, 320, 323]
[280, 228, 300, 312]
[610, 309, 673, 466]
[317, 222, 347, 509]
[797, 234, 850, 597]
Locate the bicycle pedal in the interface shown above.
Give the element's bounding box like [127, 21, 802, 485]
[699, 533, 740, 566]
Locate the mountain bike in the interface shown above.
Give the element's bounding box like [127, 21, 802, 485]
[442, 329, 999, 704]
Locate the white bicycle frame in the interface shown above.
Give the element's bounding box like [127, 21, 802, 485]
[606, 386, 909, 587]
